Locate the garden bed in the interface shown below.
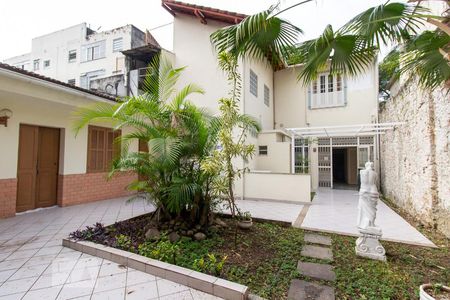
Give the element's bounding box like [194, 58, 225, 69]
[70, 213, 304, 299]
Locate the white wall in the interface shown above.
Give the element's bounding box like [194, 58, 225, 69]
[0, 71, 138, 179]
[274, 64, 379, 128]
[244, 172, 311, 202]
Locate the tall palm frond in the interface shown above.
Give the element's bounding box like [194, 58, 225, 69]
[295, 25, 377, 84]
[401, 30, 450, 89]
[211, 8, 303, 66]
[342, 2, 427, 46]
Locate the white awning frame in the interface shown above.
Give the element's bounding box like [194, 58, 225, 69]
[285, 122, 404, 138]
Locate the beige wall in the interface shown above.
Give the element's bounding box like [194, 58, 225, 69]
[0, 71, 137, 180]
[274, 64, 379, 129]
[244, 172, 311, 202]
[253, 131, 291, 173]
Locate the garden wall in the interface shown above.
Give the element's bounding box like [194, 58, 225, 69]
[379, 78, 450, 238]
[243, 172, 311, 203]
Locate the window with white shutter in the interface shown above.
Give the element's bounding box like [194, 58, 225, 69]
[113, 38, 123, 52]
[264, 84, 270, 107]
[250, 69, 258, 97]
[309, 72, 345, 109]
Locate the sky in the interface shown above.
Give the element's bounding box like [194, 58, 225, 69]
[0, 0, 390, 61]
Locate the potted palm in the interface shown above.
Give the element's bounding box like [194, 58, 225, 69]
[237, 211, 253, 229]
[420, 284, 450, 300]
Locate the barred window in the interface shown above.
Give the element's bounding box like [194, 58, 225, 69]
[258, 145, 268, 155]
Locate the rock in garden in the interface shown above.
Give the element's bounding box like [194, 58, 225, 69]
[145, 228, 160, 241]
[186, 230, 194, 236]
[194, 232, 206, 241]
[195, 225, 201, 231]
[169, 232, 180, 243]
[214, 218, 228, 227]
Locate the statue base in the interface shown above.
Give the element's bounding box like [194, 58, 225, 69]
[355, 227, 386, 261]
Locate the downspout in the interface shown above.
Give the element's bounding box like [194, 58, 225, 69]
[273, 66, 276, 129]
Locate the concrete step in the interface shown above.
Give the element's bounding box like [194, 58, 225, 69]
[297, 261, 336, 281]
[304, 233, 332, 246]
[301, 245, 333, 261]
[288, 279, 335, 300]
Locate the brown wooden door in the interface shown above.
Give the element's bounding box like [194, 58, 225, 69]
[35, 127, 60, 208]
[16, 125, 39, 212]
[16, 125, 59, 212]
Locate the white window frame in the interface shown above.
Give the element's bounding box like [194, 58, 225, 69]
[112, 38, 123, 52]
[250, 69, 258, 97]
[81, 41, 106, 62]
[263, 84, 270, 107]
[33, 59, 40, 71]
[68, 50, 77, 62]
[309, 72, 345, 109]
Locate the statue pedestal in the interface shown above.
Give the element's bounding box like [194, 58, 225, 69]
[355, 227, 386, 261]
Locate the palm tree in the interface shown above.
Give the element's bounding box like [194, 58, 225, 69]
[73, 56, 221, 226]
[211, 1, 450, 90]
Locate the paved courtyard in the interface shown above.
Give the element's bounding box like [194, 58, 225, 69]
[298, 189, 435, 247]
[0, 197, 220, 300]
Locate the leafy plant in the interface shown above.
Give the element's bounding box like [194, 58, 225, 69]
[115, 234, 132, 250]
[74, 55, 221, 227]
[138, 234, 180, 265]
[69, 222, 106, 241]
[192, 253, 228, 276]
[237, 211, 252, 221]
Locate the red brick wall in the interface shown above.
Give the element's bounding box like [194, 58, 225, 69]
[58, 172, 137, 207]
[0, 178, 17, 218]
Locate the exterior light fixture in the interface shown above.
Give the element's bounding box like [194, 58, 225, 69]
[0, 109, 13, 127]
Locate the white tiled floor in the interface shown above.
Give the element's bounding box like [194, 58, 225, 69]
[299, 188, 436, 247]
[0, 197, 221, 299]
[219, 199, 304, 223]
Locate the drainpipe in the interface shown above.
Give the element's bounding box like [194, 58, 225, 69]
[273, 67, 276, 129]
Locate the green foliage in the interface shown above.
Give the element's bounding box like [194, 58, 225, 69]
[115, 234, 131, 250]
[379, 49, 400, 98]
[73, 55, 221, 225]
[192, 253, 228, 276]
[210, 8, 302, 67]
[202, 52, 260, 219]
[138, 235, 180, 265]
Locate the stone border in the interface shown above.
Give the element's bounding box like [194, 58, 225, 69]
[63, 238, 249, 300]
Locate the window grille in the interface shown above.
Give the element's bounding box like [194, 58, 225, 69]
[250, 69, 258, 97]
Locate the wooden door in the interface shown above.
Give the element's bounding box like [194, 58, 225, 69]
[35, 127, 60, 208]
[16, 125, 39, 212]
[16, 125, 59, 212]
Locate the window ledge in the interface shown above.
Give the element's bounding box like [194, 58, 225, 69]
[310, 104, 346, 110]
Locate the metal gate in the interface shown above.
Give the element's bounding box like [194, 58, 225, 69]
[318, 138, 332, 187]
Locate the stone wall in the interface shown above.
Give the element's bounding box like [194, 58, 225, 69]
[379, 78, 450, 238]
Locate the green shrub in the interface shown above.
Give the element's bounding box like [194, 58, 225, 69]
[192, 253, 227, 276]
[115, 234, 131, 250]
[138, 235, 180, 265]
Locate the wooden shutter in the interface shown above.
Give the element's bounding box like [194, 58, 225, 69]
[87, 126, 121, 173]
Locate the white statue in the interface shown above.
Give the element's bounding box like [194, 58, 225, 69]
[355, 161, 386, 261]
[357, 161, 380, 232]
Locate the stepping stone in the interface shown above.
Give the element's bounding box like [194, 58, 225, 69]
[304, 233, 332, 246]
[297, 261, 336, 281]
[301, 245, 333, 261]
[288, 279, 335, 300]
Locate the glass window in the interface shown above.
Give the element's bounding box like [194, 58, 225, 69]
[250, 69, 258, 97]
[310, 72, 345, 109]
[320, 75, 326, 93]
[68, 50, 77, 62]
[33, 59, 39, 71]
[81, 41, 106, 62]
[312, 80, 317, 94]
[337, 74, 342, 91]
[328, 74, 333, 92]
[43, 60, 50, 68]
[258, 145, 268, 155]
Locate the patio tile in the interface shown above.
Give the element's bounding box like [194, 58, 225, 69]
[0, 292, 26, 300]
[189, 289, 223, 300]
[287, 279, 334, 300]
[9, 263, 49, 281]
[126, 270, 156, 286]
[31, 270, 71, 290]
[0, 276, 38, 296]
[21, 285, 63, 300]
[93, 272, 126, 293]
[98, 261, 127, 277]
[297, 261, 336, 281]
[160, 290, 193, 300]
[304, 233, 332, 246]
[157, 278, 190, 297]
[0, 259, 26, 271]
[4, 249, 39, 261]
[125, 281, 159, 300]
[57, 278, 96, 299]
[35, 245, 63, 256]
[91, 287, 125, 300]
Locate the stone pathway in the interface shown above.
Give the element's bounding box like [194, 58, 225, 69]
[288, 233, 335, 300]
